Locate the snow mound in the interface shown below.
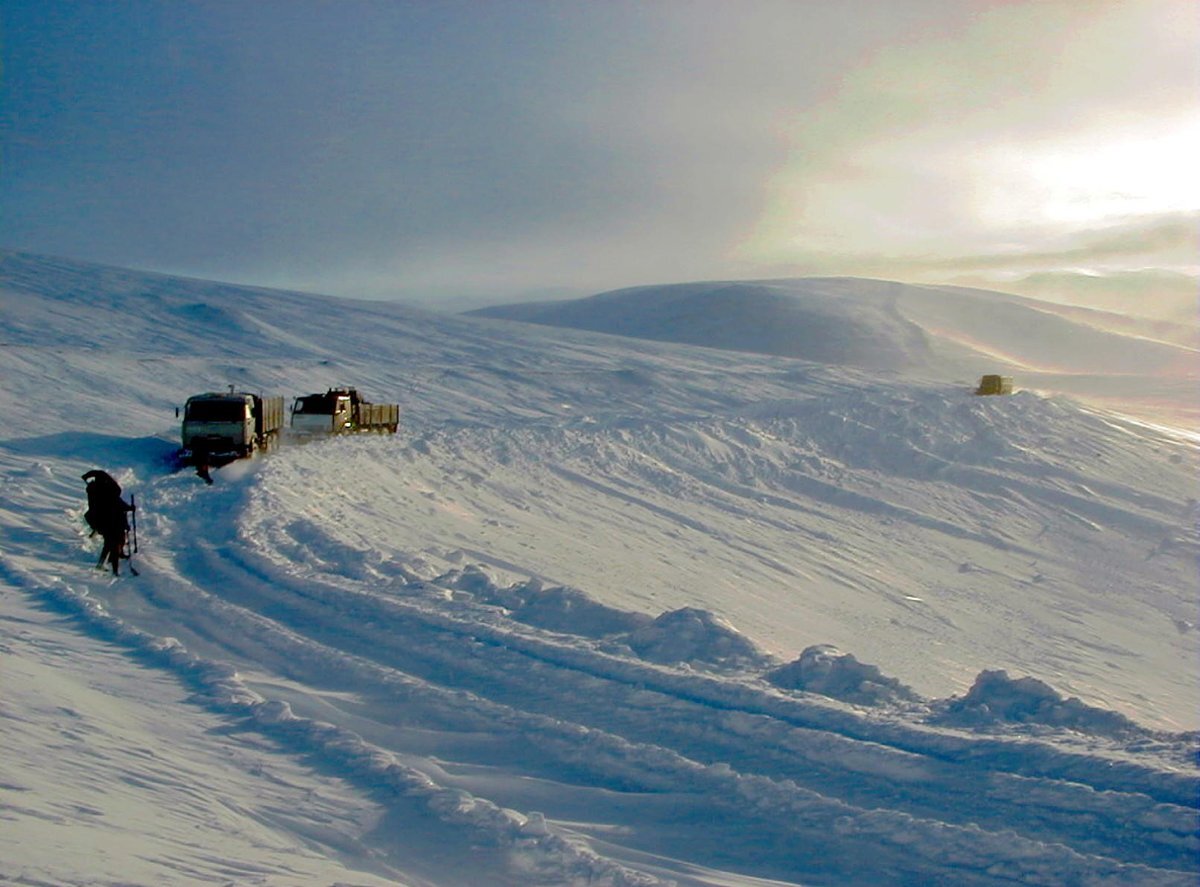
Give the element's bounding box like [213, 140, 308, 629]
[624, 607, 769, 668]
[766, 644, 920, 706]
[505, 584, 654, 637]
[936, 670, 1144, 737]
[439, 567, 769, 667]
[439, 567, 652, 638]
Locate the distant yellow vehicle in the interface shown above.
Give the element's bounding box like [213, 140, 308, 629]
[975, 375, 1014, 396]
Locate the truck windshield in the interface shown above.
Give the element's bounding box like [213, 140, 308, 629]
[294, 394, 335, 414]
[186, 401, 245, 422]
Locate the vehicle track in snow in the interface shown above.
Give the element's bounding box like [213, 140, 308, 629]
[81, 452, 1198, 886]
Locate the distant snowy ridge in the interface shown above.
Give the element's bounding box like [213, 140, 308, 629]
[471, 276, 1199, 429]
[469, 276, 1195, 376]
[475, 279, 933, 370]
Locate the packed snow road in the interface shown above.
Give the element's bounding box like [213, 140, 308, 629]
[5, 388, 1195, 886]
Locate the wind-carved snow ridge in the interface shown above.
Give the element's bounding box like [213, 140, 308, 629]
[447, 561, 1154, 734]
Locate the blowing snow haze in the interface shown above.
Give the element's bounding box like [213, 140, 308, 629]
[1, 250, 1198, 885]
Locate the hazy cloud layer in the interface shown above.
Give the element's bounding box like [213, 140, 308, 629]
[1, 1, 1195, 306]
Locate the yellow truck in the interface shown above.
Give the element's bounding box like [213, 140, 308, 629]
[975, 375, 1014, 396]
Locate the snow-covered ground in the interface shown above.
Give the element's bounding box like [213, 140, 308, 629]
[472, 277, 1200, 432]
[1, 250, 1197, 885]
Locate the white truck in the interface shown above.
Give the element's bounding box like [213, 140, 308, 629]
[180, 390, 285, 461]
[290, 387, 399, 436]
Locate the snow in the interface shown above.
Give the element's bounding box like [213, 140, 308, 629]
[1, 249, 1197, 885]
[471, 277, 1200, 431]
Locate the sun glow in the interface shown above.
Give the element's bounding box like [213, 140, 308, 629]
[977, 117, 1200, 228]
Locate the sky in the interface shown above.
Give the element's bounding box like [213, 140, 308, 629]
[1, 0, 1197, 310]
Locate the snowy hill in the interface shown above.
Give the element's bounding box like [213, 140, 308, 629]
[476, 279, 935, 370]
[1, 250, 1197, 886]
[472, 278, 1200, 430]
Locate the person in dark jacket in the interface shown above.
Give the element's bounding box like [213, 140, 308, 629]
[82, 469, 133, 575]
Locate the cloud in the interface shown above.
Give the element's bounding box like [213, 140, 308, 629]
[0, 1, 992, 299]
[997, 269, 1198, 323]
[750, 212, 1199, 282]
[1, 0, 1196, 303]
[742, 0, 1200, 277]
[925, 213, 1199, 274]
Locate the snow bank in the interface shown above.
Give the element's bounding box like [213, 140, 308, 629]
[766, 644, 920, 705]
[436, 567, 771, 669]
[936, 669, 1146, 737]
[437, 566, 653, 637]
[624, 607, 770, 668]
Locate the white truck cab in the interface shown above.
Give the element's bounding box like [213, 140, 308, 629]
[291, 391, 353, 434]
[180, 390, 284, 461]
